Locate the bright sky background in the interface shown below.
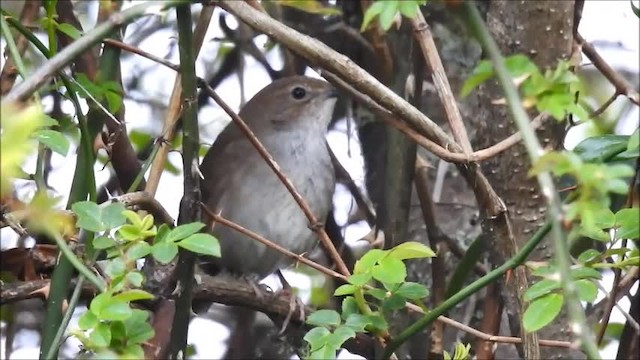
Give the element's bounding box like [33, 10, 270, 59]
[1, 1, 639, 359]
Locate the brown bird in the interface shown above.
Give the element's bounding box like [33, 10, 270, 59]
[199, 75, 338, 279]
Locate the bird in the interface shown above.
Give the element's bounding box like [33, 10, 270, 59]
[199, 75, 338, 280]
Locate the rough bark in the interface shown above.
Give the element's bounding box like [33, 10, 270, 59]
[468, 1, 585, 358]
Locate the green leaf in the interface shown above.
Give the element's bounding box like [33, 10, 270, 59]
[367, 287, 387, 300]
[607, 163, 635, 178]
[125, 313, 154, 344]
[56, 22, 82, 39]
[151, 241, 179, 264]
[73, 201, 104, 232]
[90, 292, 112, 316]
[348, 272, 372, 286]
[334, 284, 357, 296]
[530, 151, 582, 176]
[632, 0, 640, 18]
[177, 233, 220, 257]
[366, 313, 388, 331]
[378, 0, 399, 31]
[118, 224, 141, 241]
[361, 1, 386, 31]
[109, 321, 126, 342]
[573, 135, 629, 163]
[307, 309, 341, 327]
[504, 54, 538, 78]
[168, 222, 206, 242]
[309, 345, 336, 360]
[139, 214, 154, 232]
[40, 115, 59, 127]
[396, 282, 429, 300]
[101, 203, 126, 229]
[372, 257, 406, 283]
[113, 289, 154, 303]
[388, 241, 436, 260]
[126, 242, 152, 260]
[304, 327, 331, 351]
[579, 224, 610, 242]
[126, 271, 144, 287]
[122, 210, 142, 227]
[627, 128, 639, 151]
[341, 296, 359, 320]
[154, 224, 170, 244]
[90, 322, 112, 348]
[570, 267, 602, 280]
[327, 325, 356, 347]
[105, 258, 126, 278]
[382, 293, 406, 311]
[93, 235, 117, 250]
[523, 293, 564, 332]
[397, 1, 420, 18]
[577, 249, 601, 264]
[121, 344, 145, 359]
[615, 207, 640, 240]
[34, 129, 69, 156]
[100, 301, 133, 321]
[461, 60, 494, 97]
[78, 311, 98, 330]
[354, 249, 386, 273]
[344, 313, 370, 332]
[104, 87, 123, 114]
[575, 279, 598, 303]
[524, 279, 560, 302]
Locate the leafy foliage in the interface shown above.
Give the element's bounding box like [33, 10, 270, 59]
[67, 207, 220, 357]
[521, 130, 639, 332]
[443, 342, 472, 360]
[304, 242, 435, 358]
[462, 55, 588, 121]
[361, 0, 428, 31]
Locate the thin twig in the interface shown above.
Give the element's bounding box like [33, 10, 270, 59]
[324, 71, 549, 163]
[589, 92, 618, 119]
[411, 12, 473, 154]
[103, 39, 180, 72]
[576, 32, 640, 106]
[218, 0, 461, 151]
[200, 203, 347, 281]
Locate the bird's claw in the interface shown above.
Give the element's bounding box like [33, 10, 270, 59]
[276, 289, 305, 336]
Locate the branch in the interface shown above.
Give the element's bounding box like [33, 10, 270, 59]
[410, 11, 473, 154]
[217, 0, 461, 152]
[324, 71, 549, 163]
[576, 32, 640, 106]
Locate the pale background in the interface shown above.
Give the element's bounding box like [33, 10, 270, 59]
[1, 1, 638, 358]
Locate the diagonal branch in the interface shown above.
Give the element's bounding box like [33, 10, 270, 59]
[575, 32, 640, 106]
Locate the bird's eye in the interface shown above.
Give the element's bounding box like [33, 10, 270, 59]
[291, 86, 306, 99]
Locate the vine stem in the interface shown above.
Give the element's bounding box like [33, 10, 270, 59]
[385, 221, 550, 357]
